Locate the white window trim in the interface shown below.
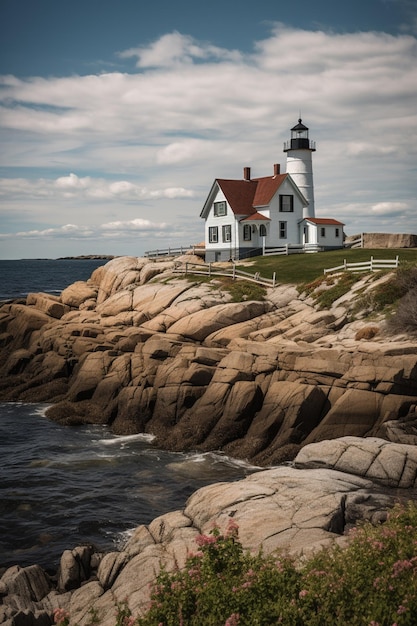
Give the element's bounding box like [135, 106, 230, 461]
[214, 201, 227, 217]
[222, 225, 232, 243]
[209, 226, 218, 243]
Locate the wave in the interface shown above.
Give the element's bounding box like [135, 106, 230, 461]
[166, 451, 261, 478]
[98, 433, 156, 445]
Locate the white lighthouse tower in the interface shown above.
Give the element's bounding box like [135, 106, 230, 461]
[283, 118, 316, 218]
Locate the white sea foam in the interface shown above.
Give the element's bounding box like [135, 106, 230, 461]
[98, 433, 156, 445]
[166, 451, 261, 477]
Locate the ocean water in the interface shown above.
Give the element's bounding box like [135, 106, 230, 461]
[0, 260, 256, 571]
[0, 258, 109, 301]
[0, 403, 254, 571]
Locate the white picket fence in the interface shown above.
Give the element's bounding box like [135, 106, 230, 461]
[263, 243, 323, 256]
[173, 262, 277, 287]
[324, 256, 399, 275]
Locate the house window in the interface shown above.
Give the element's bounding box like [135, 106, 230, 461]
[259, 224, 267, 237]
[214, 201, 227, 217]
[279, 195, 293, 212]
[243, 224, 251, 241]
[279, 221, 287, 238]
[335, 228, 340, 237]
[320, 227, 326, 237]
[222, 225, 232, 243]
[209, 226, 218, 243]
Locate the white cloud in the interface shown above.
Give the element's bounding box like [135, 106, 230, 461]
[0, 24, 416, 258]
[0, 175, 194, 202]
[118, 31, 242, 68]
[101, 218, 167, 230]
[371, 202, 409, 215]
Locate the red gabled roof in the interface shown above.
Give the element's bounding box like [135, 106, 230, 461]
[305, 217, 344, 226]
[253, 174, 287, 207]
[217, 174, 287, 216]
[217, 179, 258, 215]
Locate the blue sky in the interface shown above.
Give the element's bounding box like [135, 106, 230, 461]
[0, 0, 416, 258]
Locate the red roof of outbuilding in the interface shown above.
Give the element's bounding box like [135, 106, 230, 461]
[305, 217, 344, 225]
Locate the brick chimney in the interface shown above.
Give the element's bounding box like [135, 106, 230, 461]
[273, 163, 280, 176]
[243, 166, 251, 181]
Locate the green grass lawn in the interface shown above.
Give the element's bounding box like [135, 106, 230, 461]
[237, 249, 417, 285]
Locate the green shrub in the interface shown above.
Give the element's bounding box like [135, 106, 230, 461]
[299, 501, 417, 626]
[387, 266, 417, 335]
[134, 502, 417, 626]
[137, 519, 301, 626]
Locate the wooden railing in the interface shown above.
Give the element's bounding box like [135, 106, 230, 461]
[173, 262, 277, 287]
[324, 256, 399, 275]
[145, 245, 205, 259]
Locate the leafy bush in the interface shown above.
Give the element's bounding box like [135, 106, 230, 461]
[388, 265, 417, 335]
[298, 501, 417, 625]
[137, 519, 301, 626]
[388, 289, 417, 335]
[133, 502, 417, 626]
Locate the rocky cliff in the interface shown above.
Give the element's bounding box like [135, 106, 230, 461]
[0, 255, 416, 466]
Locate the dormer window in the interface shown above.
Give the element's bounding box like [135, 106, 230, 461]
[279, 195, 294, 212]
[214, 201, 227, 217]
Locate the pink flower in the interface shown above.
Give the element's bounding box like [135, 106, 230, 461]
[53, 608, 70, 626]
[195, 533, 217, 547]
[392, 559, 413, 577]
[224, 613, 240, 626]
[299, 589, 308, 598]
[226, 518, 239, 537]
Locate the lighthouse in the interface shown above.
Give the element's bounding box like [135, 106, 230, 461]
[283, 118, 316, 218]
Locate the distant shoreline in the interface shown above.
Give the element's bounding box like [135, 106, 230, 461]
[57, 255, 116, 260]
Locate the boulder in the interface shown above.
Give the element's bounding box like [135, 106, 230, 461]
[26, 293, 70, 319]
[294, 436, 417, 488]
[168, 301, 270, 342]
[1, 565, 51, 602]
[57, 546, 93, 592]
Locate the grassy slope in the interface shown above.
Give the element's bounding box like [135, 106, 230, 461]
[237, 249, 417, 285]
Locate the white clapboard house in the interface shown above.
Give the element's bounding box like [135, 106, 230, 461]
[200, 119, 344, 262]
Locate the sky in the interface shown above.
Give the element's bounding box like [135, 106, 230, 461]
[0, 0, 416, 259]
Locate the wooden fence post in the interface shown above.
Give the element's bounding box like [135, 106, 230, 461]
[273, 272, 276, 287]
[370, 256, 374, 271]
